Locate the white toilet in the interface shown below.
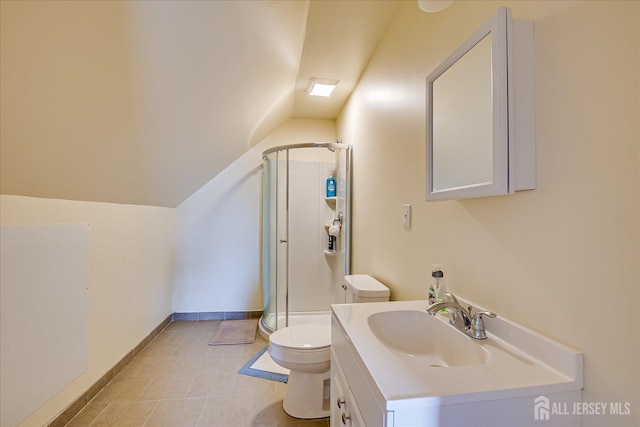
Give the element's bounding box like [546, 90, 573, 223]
[268, 274, 390, 419]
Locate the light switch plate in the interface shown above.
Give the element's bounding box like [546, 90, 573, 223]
[402, 204, 411, 227]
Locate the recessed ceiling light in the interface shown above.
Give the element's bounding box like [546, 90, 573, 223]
[307, 78, 340, 97]
[418, 0, 454, 13]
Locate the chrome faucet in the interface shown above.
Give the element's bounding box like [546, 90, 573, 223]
[426, 293, 496, 340]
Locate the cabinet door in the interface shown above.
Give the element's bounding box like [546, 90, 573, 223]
[345, 388, 366, 427]
[331, 354, 366, 427]
[331, 355, 348, 427]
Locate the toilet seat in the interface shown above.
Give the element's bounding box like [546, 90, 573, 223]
[269, 324, 331, 369]
[269, 324, 330, 350]
[268, 323, 331, 375]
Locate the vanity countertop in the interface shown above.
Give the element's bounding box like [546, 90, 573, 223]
[331, 299, 583, 408]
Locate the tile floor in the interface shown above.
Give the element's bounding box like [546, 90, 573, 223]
[66, 320, 330, 427]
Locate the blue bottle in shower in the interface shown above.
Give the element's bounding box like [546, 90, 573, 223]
[326, 174, 336, 198]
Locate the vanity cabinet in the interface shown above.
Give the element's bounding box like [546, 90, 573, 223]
[331, 300, 583, 427]
[331, 314, 390, 427]
[330, 352, 365, 427]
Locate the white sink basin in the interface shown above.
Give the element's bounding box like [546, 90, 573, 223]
[332, 300, 584, 426]
[332, 299, 583, 405]
[367, 310, 489, 367]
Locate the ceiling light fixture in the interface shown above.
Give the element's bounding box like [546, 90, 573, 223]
[307, 78, 340, 97]
[418, 0, 454, 13]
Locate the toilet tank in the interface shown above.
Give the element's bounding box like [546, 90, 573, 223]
[344, 274, 390, 303]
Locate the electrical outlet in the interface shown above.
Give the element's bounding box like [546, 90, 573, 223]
[402, 204, 411, 228]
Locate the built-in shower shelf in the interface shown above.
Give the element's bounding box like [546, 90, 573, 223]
[324, 250, 340, 257]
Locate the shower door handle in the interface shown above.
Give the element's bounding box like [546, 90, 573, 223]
[279, 239, 287, 244]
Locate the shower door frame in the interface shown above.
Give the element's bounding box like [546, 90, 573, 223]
[261, 142, 352, 334]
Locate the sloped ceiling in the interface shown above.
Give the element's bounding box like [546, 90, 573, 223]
[0, 0, 401, 207]
[293, 0, 402, 119]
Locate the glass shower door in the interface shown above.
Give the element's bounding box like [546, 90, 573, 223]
[262, 150, 288, 332]
[261, 142, 351, 334]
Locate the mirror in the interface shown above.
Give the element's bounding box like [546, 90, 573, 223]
[432, 33, 493, 192]
[426, 7, 536, 201]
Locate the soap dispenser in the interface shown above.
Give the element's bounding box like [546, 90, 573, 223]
[326, 173, 336, 198]
[428, 265, 446, 309]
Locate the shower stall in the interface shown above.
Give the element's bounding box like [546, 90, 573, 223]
[260, 142, 351, 335]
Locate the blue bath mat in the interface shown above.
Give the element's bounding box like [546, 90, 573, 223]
[238, 346, 289, 383]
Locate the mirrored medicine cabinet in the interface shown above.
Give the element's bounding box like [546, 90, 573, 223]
[426, 7, 536, 201]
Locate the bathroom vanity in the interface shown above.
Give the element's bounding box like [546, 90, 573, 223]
[330, 300, 583, 426]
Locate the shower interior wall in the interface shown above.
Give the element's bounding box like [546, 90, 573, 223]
[268, 147, 346, 327]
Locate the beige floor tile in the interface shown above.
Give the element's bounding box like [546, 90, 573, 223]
[248, 393, 294, 425]
[164, 321, 196, 333]
[119, 356, 185, 378]
[65, 321, 333, 427]
[219, 351, 257, 373]
[171, 342, 211, 358]
[186, 371, 237, 398]
[137, 374, 196, 401]
[138, 340, 179, 358]
[65, 402, 109, 427]
[190, 320, 222, 332]
[205, 342, 245, 357]
[116, 358, 147, 378]
[196, 395, 254, 427]
[169, 327, 211, 344]
[147, 330, 177, 344]
[242, 337, 269, 354]
[233, 374, 279, 397]
[144, 398, 206, 427]
[177, 355, 224, 376]
[92, 376, 153, 403]
[91, 401, 157, 426]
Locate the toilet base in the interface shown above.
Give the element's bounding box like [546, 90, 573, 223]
[282, 369, 330, 419]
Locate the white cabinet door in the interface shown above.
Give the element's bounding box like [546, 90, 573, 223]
[331, 352, 366, 427]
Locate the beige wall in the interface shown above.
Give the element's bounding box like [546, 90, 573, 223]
[338, 1, 639, 425]
[173, 118, 336, 313]
[0, 0, 308, 207]
[0, 195, 175, 426]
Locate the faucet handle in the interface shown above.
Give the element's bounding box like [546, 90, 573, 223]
[473, 310, 496, 323]
[470, 311, 497, 340]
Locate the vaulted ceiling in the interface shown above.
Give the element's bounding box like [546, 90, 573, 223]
[0, 0, 401, 207]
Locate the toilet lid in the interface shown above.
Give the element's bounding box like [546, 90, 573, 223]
[269, 324, 331, 350]
[345, 274, 390, 297]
